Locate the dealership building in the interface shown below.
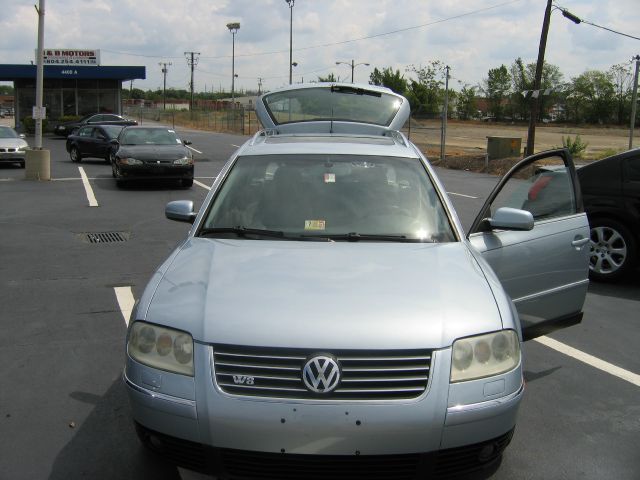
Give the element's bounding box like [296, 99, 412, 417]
[0, 49, 145, 129]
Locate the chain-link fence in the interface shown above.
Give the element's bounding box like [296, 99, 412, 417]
[123, 106, 262, 136]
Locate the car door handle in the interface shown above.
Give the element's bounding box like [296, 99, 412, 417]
[571, 237, 590, 247]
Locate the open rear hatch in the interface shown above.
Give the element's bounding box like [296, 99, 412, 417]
[255, 83, 410, 135]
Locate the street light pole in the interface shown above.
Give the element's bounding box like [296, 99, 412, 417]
[629, 55, 640, 149]
[226, 22, 240, 108]
[159, 62, 171, 110]
[286, 0, 294, 85]
[336, 60, 370, 83]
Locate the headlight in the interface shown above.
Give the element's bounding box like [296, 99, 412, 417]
[173, 156, 193, 165]
[18, 146, 29, 152]
[450, 330, 520, 383]
[127, 321, 194, 376]
[119, 157, 143, 166]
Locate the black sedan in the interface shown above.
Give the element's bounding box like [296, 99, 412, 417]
[54, 113, 137, 137]
[578, 148, 640, 281]
[111, 126, 194, 188]
[66, 125, 124, 163]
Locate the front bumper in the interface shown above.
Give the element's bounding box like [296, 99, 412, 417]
[124, 345, 523, 476]
[117, 163, 194, 181]
[0, 151, 26, 163]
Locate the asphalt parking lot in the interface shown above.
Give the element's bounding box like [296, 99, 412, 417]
[0, 125, 638, 480]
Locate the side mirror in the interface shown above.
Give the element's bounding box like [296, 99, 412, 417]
[488, 207, 534, 231]
[165, 200, 197, 224]
[183, 140, 192, 146]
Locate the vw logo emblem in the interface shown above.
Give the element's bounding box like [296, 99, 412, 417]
[302, 355, 341, 393]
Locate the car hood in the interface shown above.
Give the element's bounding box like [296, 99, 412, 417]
[117, 144, 189, 160]
[143, 238, 503, 350]
[0, 138, 28, 149]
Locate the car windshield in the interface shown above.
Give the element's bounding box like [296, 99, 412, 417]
[120, 128, 181, 145]
[0, 127, 19, 139]
[201, 154, 456, 242]
[103, 125, 124, 139]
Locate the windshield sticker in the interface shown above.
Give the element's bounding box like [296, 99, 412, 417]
[324, 173, 336, 183]
[304, 220, 326, 230]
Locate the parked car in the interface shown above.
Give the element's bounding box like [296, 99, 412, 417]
[110, 126, 194, 187]
[577, 148, 640, 281]
[66, 125, 124, 163]
[54, 113, 137, 137]
[123, 84, 589, 478]
[0, 125, 29, 168]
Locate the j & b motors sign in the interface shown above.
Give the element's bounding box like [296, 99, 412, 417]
[39, 49, 101, 66]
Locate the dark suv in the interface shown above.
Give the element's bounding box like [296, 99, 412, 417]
[577, 148, 640, 281]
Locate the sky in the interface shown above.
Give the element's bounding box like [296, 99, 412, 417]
[1, 0, 638, 94]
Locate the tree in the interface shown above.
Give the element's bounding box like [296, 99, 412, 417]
[483, 65, 511, 120]
[317, 73, 337, 83]
[565, 70, 616, 124]
[509, 58, 563, 121]
[609, 63, 633, 124]
[405, 61, 445, 115]
[0, 85, 14, 95]
[369, 67, 408, 95]
[456, 85, 478, 120]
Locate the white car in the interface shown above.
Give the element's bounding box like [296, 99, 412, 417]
[0, 126, 29, 168]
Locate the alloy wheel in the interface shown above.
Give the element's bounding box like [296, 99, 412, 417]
[589, 225, 628, 275]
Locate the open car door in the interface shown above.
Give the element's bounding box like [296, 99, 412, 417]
[468, 149, 590, 340]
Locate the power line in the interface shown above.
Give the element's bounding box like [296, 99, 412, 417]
[101, 0, 523, 61]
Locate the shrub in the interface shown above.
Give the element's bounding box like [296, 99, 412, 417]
[57, 115, 81, 123]
[22, 116, 49, 134]
[562, 135, 588, 158]
[596, 148, 622, 160]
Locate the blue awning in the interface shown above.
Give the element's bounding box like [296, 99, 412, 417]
[0, 64, 146, 81]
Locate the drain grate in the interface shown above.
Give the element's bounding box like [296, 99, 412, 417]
[81, 232, 130, 244]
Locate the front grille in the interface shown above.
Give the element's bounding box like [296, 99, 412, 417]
[0, 148, 17, 152]
[220, 449, 421, 480]
[81, 231, 130, 244]
[212, 345, 432, 400]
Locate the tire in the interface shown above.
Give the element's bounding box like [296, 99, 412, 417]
[19, 161, 25, 168]
[70, 146, 81, 163]
[588, 218, 637, 282]
[116, 179, 126, 188]
[181, 178, 193, 188]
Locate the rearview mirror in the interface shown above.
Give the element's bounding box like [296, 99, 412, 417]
[165, 200, 197, 224]
[488, 207, 534, 231]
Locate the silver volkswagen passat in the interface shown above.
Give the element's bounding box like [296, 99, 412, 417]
[124, 84, 590, 478]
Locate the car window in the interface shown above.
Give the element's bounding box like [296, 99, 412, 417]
[120, 128, 179, 145]
[489, 157, 576, 221]
[78, 126, 94, 137]
[626, 157, 640, 182]
[88, 115, 102, 123]
[102, 125, 124, 139]
[263, 87, 403, 127]
[102, 114, 121, 122]
[201, 154, 456, 242]
[0, 127, 18, 139]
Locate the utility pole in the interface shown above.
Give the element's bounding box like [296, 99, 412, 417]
[629, 55, 640, 149]
[440, 65, 450, 162]
[258, 77, 263, 95]
[286, 0, 294, 84]
[159, 62, 172, 110]
[184, 51, 200, 114]
[526, 0, 552, 156]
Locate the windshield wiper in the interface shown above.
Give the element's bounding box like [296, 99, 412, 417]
[330, 85, 382, 97]
[302, 232, 419, 242]
[198, 226, 285, 239]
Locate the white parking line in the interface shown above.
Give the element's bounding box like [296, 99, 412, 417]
[186, 145, 203, 154]
[78, 167, 99, 206]
[447, 191, 478, 199]
[194, 179, 211, 190]
[535, 336, 640, 388]
[114, 286, 135, 326]
[231, 144, 241, 148]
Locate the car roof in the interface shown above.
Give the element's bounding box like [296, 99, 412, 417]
[237, 130, 420, 159]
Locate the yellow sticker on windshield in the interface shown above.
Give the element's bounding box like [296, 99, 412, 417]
[304, 220, 326, 230]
